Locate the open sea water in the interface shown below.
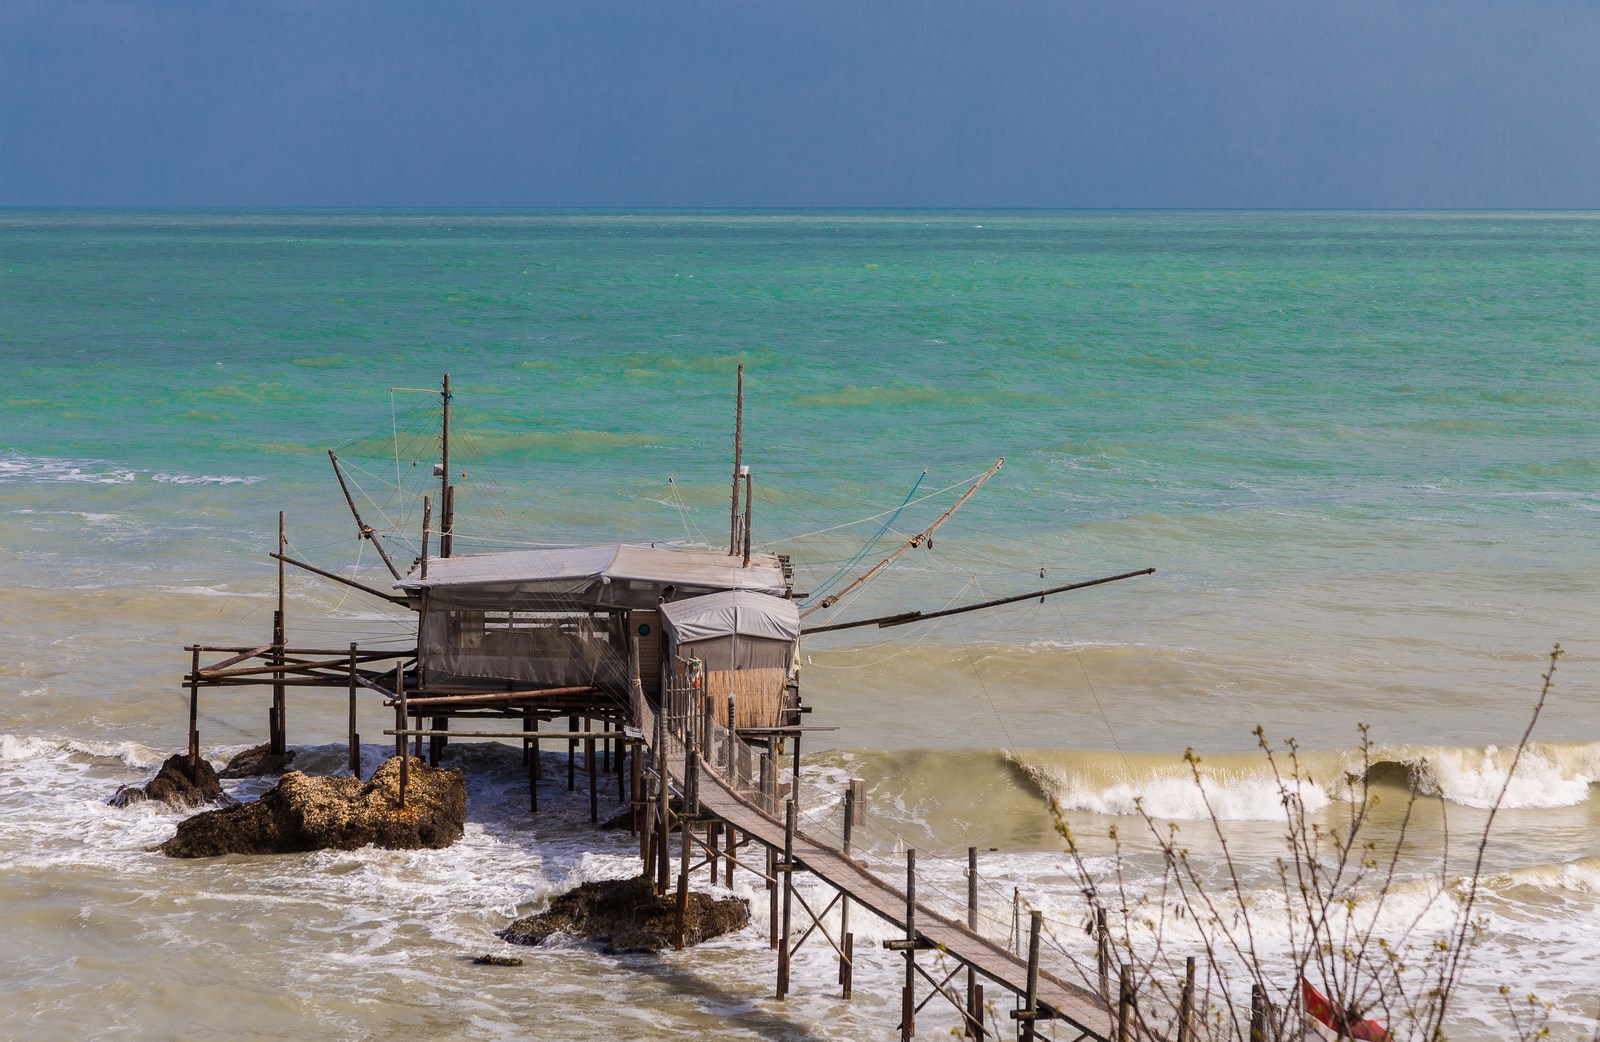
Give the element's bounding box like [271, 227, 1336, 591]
[2, 210, 1597, 1039]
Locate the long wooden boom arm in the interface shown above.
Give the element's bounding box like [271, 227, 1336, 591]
[801, 567, 1155, 635]
[798, 458, 1004, 619]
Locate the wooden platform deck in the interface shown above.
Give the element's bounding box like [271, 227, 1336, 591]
[673, 740, 1121, 1041]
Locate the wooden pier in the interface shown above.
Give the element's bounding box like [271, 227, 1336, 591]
[173, 373, 1176, 1040]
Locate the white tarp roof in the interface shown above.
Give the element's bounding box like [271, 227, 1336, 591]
[395, 544, 789, 610]
[660, 590, 800, 646]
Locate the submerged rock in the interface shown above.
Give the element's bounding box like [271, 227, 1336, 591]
[498, 875, 750, 954]
[110, 753, 228, 809]
[159, 756, 465, 858]
[217, 743, 296, 779]
[473, 954, 524, 967]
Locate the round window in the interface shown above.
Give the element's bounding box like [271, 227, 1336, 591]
[637, 623, 651, 636]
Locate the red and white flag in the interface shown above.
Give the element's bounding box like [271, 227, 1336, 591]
[1301, 977, 1389, 1042]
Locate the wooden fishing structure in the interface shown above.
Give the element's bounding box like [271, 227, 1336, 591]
[176, 371, 1180, 1041]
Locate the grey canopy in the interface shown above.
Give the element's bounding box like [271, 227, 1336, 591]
[659, 590, 800, 646]
[396, 544, 789, 610]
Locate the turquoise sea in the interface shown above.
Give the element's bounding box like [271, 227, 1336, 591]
[2, 211, 1598, 1039]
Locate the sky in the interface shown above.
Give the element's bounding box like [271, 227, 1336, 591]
[2, 0, 1598, 209]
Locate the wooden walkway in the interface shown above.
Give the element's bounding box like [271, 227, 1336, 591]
[674, 740, 1120, 1041]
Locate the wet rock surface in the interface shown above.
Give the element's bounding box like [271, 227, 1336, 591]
[160, 757, 465, 858]
[217, 743, 297, 779]
[498, 874, 750, 954]
[110, 753, 228, 809]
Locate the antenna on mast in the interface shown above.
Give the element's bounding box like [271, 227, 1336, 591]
[728, 365, 744, 555]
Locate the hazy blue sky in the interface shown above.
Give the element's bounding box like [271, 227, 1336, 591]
[3, 0, 1597, 208]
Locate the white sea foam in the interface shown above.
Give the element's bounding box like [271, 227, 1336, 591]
[0, 454, 260, 487]
[151, 472, 263, 485]
[1054, 770, 1331, 821]
[1389, 742, 1600, 810]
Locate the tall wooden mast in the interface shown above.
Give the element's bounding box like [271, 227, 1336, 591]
[439, 373, 453, 558]
[728, 365, 744, 556]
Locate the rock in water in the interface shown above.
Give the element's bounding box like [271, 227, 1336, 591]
[498, 875, 750, 954]
[218, 743, 296, 778]
[160, 757, 465, 858]
[109, 753, 228, 809]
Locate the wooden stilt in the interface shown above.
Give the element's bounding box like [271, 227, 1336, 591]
[630, 741, 643, 835]
[567, 714, 578, 792]
[395, 663, 408, 810]
[586, 728, 598, 824]
[971, 983, 984, 1042]
[673, 814, 691, 949]
[767, 845, 778, 949]
[616, 729, 627, 805]
[522, 709, 533, 766]
[777, 798, 795, 999]
[528, 733, 538, 813]
[347, 643, 360, 778]
[654, 711, 670, 895]
[532, 715, 542, 781]
[428, 715, 446, 766]
[707, 820, 720, 884]
[187, 646, 201, 782]
[724, 826, 735, 887]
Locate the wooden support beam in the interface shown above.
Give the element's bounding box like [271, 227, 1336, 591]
[269, 551, 410, 606]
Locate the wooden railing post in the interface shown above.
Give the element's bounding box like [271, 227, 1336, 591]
[1021, 909, 1041, 1042]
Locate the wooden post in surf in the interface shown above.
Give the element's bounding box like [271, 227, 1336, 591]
[187, 645, 201, 782]
[673, 808, 691, 950]
[901, 848, 918, 1041]
[728, 364, 743, 556]
[347, 642, 360, 778]
[724, 825, 735, 887]
[776, 797, 795, 999]
[1020, 909, 1042, 1042]
[1177, 956, 1195, 1042]
[840, 779, 859, 998]
[767, 845, 778, 949]
[1117, 964, 1134, 1042]
[967, 846, 980, 1037]
[1249, 984, 1266, 1042]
